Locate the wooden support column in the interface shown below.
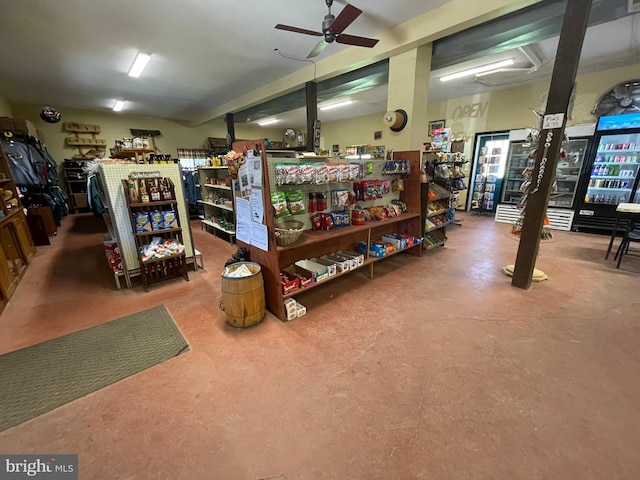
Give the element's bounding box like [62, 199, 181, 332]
[305, 81, 317, 153]
[512, 0, 593, 289]
[225, 113, 236, 146]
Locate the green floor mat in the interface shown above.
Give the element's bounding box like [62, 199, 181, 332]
[0, 305, 189, 432]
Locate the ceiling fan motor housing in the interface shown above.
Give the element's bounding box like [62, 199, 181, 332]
[323, 15, 336, 42]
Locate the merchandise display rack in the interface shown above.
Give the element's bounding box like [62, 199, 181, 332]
[98, 163, 197, 289]
[122, 178, 189, 291]
[234, 140, 423, 322]
[421, 182, 452, 252]
[197, 165, 236, 244]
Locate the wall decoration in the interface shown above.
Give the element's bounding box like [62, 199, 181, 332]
[428, 119, 446, 135]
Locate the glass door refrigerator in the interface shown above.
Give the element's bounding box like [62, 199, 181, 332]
[467, 132, 509, 213]
[573, 113, 640, 232]
[500, 140, 531, 206]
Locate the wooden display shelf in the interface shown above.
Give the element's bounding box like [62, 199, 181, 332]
[282, 243, 421, 299]
[201, 219, 235, 235]
[200, 166, 229, 170]
[198, 200, 233, 211]
[136, 227, 182, 237]
[203, 184, 231, 190]
[129, 199, 177, 208]
[112, 148, 155, 163]
[63, 122, 100, 133]
[141, 251, 185, 264]
[233, 140, 423, 322]
[66, 137, 107, 146]
[277, 213, 420, 253]
[425, 221, 450, 233]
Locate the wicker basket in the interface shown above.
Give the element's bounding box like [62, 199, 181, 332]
[274, 219, 305, 246]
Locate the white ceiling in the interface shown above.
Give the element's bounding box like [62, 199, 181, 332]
[0, 1, 638, 128]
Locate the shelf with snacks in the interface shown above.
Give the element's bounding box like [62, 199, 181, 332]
[122, 176, 189, 290]
[197, 165, 236, 244]
[234, 140, 423, 322]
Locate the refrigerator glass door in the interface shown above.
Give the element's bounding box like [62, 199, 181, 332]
[469, 134, 509, 213]
[584, 132, 640, 206]
[549, 138, 588, 208]
[501, 141, 531, 204]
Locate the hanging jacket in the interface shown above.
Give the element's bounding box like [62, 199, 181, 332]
[1, 139, 41, 186]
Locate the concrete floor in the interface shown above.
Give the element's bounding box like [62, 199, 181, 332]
[0, 212, 639, 479]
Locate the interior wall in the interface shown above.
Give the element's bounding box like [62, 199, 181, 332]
[8, 103, 283, 166]
[320, 112, 387, 155]
[0, 94, 13, 117]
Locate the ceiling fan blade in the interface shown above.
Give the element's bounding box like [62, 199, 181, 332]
[329, 3, 362, 34]
[275, 24, 323, 36]
[307, 40, 328, 58]
[336, 33, 379, 48]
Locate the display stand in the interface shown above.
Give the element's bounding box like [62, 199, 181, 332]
[98, 163, 197, 289]
[122, 178, 189, 291]
[233, 140, 423, 322]
[421, 182, 452, 251]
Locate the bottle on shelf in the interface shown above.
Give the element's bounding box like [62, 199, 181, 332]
[139, 179, 150, 203]
[150, 179, 161, 201]
[128, 179, 139, 203]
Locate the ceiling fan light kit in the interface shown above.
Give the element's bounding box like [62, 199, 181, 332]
[275, 0, 379, 59]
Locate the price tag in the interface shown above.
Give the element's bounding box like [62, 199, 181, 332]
[542, 113, 565, 129]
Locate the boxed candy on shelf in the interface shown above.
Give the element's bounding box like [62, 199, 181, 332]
[337, 250, 365, 267]
[280, 271, 300, 295]
[150, 210, 164, 231]
[282, 265, 314, 289]
[331, 210, 351, 227]
[295, 259, 330, 283]
[358, 242, 386, 258]
[296, 301, 307, 318]
[309, 258, 337, 277]
[324, 254, 352, 272]
[284, 298, 298, 321]
[381, 234, 408, 250]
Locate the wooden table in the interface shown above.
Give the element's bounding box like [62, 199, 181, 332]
[605, 203, 640, 260]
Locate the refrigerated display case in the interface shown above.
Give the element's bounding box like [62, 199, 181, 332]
[549, 138, 589, 208]
[573, 113, 640, 232]
[467, 132, 509, 213]
[501, 141, 531, 205]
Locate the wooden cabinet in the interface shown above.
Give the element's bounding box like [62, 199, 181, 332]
[232, 140, 423, 322]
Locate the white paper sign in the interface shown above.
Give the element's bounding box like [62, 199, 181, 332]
[238, 162, 251, 197]
[251, 222, 269, 252]
[235, 197, 251, 225]
[542, 113, 565, 129]
[250, 188, 264, 223]
[248, 151, 263, 187]
[236, 221, 251, 244]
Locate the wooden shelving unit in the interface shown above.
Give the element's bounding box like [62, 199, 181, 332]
[62, 160, 90, 213]
[111, 148, 155, 163]
[63, 122, 106, 158]
[233, 140, 423, 322]
[197, 165, 235, 244]
[122, 177, 189, 290]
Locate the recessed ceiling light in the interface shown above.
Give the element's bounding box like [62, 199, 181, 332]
[258, 119, 279, 126]
[113, 100, 125, 112]
[320, 100, 354, 111]
[440, 59, 515, 82]
[128, 52, 152, 78]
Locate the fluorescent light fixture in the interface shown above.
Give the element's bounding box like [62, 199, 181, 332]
[113, 100, 125, 112]
[128, 52, 152, 78]
[440, 59, 514, 82]
[320, 99, 354, 111]
[257, 118, 279, 126]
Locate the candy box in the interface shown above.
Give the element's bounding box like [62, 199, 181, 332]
[330, 253, 357, 270]
[284, 298, 298, 321]
[280, 271, 300, 295]
[296, 301, 307, 318]
[337, 250, 365, 266]
[133, 212, 152, 233]
[382, 234, 407, 250]
[322, 255, 350, 273]
[282, 265, 314, 288]
[310, 258, 337, 277]
[295, 259, 329, 282]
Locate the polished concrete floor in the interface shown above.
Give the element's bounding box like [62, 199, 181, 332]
[0, 212, 639, 479]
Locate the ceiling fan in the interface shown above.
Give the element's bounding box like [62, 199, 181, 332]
[275, 0, 379, 59]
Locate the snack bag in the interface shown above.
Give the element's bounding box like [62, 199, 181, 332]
[298, 163, 315, 184]
[337, 163, 351, 183]
[286, 190, 306, 215]
[285, 163, 299, 185]
[350, 163, 361, 181]
[272, 191, 289, 217]
[326, 163, 339, 183]
[314, 163, 328, 184]
[275, 163, 287, 186]
[332, 189, 350, 208]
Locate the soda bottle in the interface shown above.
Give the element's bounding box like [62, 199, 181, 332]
[603, 165, 609, 176]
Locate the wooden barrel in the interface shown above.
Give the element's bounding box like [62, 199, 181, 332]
[220, 262, 266, 328]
